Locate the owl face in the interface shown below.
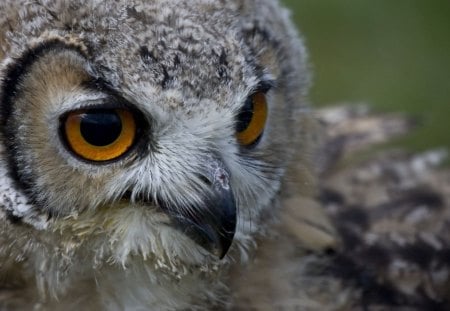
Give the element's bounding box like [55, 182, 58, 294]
[0, 0, 309, 266]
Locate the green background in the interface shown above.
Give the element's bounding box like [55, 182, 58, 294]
[282, 0, 450, 153]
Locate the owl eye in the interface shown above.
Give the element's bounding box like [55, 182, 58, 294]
[235, 91, 268, 146]
[62, 108, 137, 162]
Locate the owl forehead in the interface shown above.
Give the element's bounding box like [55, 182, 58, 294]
[91, 26, 252, 112]
[6, 0, 261, 112]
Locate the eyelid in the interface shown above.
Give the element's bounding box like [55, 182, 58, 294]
[61, 98, 128, 113]
[255, 80, 275, 94]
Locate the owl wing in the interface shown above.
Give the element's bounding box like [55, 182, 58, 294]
[317, 106, 450, 310]
[232, 106, 450, 310]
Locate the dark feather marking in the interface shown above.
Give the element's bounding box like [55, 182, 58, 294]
[397, 241, 435, 269]
[401, 188, 444, 209]
[327, 254, 403, 308]
[139, 45, 156, 64]
[6, 212, 22, 225]
[318, 187, 345, 205]
[336, 206, 369, 230]
[160, 65, 171, 89]
[325, 253, 450, 310]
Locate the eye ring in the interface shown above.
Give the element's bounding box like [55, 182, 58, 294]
[61, 108, 137, 162]
[235, 91, 268, 146]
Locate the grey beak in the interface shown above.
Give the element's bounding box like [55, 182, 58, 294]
[167, 157, 236, 259]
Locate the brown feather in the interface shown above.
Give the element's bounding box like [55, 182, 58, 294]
[232, 106, 450, 310]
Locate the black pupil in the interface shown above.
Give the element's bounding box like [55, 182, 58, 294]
[80, 109, 122, 146]
[236, 96, 254, 133]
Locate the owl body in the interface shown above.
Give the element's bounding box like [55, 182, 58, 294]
[0, 1, 310, 309]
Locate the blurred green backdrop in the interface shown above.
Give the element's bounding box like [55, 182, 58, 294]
[282, 0, 450, 153]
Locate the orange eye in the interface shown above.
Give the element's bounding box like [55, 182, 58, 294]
[63, 108, 137, 162]
[235, 92, 268, 146]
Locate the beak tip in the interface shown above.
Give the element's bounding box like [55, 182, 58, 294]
[169, 193, 236, 259]
[196, 221, 236, 259]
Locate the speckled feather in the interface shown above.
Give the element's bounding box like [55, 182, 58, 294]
[0, 1, 311, 310]
[3, 1, 447, 310]
[231, 106, 450, 310]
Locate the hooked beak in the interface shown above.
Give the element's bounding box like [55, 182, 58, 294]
[166, 157, 237, 259]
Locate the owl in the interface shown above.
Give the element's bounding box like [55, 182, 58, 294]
[0, 0, 313, 310]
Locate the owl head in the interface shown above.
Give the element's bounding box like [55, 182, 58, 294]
[0, 0, 310, 273]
